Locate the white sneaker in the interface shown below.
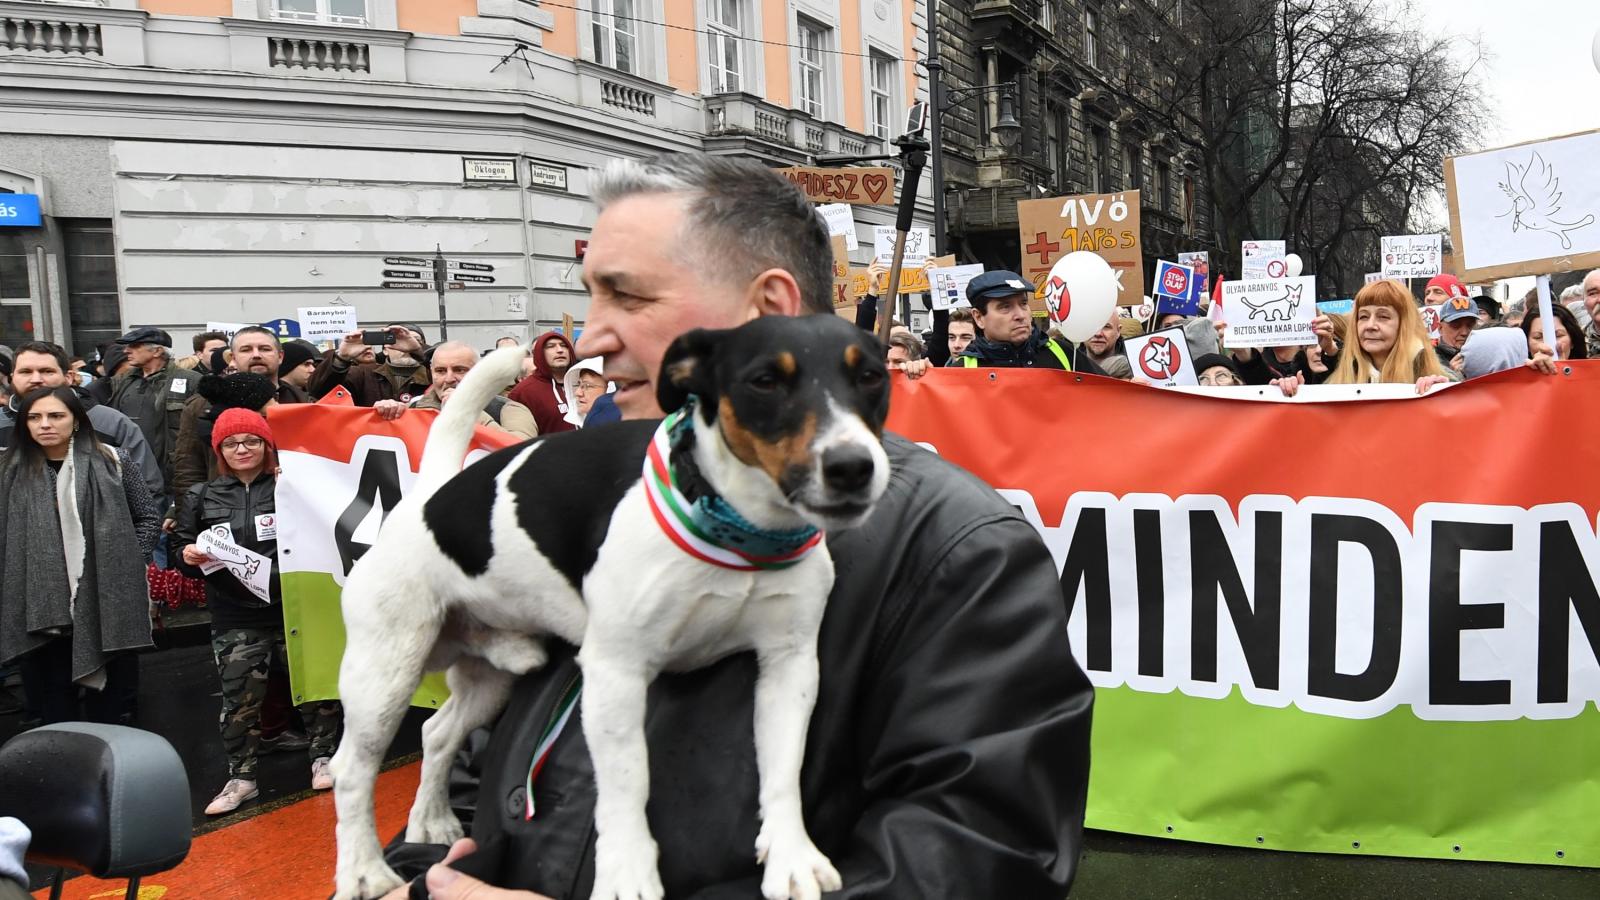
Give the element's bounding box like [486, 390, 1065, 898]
[205, 778, 259, 815]
[311, 756, 334, 791]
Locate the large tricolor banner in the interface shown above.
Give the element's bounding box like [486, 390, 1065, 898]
[270, 390, 520, 707]
[887, 365, 1600, 868]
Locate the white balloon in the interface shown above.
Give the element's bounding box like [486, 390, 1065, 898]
[1284, 252, 1304, 278]
[1042, 251, 1120, 343]
[1593, 27, 1600, 75]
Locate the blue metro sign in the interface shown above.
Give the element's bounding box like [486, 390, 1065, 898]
[0, 194, 42, 227]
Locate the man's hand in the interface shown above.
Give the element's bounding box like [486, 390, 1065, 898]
[389, 325, 423, 354]
[865, 259, 889, 295]
[1310, 315, 1338, 356]
[892, 358, 931, 380]
[379, 839, 553, 900]
[374, 399, 408, 421]
[1449, 352, 1466, 374]
[180, 545, 211, 567]
[336, 330, 366, 362]
[162, 518, 177, 534]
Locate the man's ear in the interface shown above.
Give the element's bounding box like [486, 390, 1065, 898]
[656, 328, 724, 414]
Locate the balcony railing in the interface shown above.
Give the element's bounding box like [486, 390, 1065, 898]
[269, 35, 370, 72]
[2, 12, 102, 55]
[600, 78, 656, 117]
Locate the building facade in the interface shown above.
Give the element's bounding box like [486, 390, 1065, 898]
[934, 0, 1212, 284]
[0, 0, 929, 354]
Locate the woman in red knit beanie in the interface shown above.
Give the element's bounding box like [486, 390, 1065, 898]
[172, 407, 342, 814]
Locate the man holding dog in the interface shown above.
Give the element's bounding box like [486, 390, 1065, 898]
[383, 154, 1092, 899]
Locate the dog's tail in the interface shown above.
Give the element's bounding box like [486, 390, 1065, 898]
[414, 342, 529, 499]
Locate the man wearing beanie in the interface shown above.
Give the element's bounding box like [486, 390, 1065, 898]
[308, 323, 431, 405]
[278, 339, 320, 393]
[173, 407, 341, 815]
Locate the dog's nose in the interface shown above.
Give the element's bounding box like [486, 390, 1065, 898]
[821, 447, 875, 494]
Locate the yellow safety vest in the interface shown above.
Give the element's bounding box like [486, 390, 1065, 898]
[961, 339, 1073, 370]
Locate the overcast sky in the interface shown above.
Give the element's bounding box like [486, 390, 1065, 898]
[1417, 0, 1600, 149]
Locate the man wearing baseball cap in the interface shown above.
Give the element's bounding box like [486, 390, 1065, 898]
[106, 325, 203, 496]
[1426, 275, 1478, 371]
[948, 270, 1105, 373]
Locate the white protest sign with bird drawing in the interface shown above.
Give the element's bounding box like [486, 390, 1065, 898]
[1447, 129, 1600, 281]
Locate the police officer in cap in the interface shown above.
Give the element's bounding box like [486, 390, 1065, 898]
[948, 270, 1106, 373]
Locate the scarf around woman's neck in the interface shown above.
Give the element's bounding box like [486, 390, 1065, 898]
[0, 435, 152, 688]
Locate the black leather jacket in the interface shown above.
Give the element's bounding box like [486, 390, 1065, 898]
[173, 472, 282, 631]
[389, 434, 1094, 898]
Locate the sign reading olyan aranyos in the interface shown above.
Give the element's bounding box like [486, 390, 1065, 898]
[887, 366, 1600, 868]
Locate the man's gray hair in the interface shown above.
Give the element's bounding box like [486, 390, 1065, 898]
[429, 340, 476, 359]
[593, 154, 834, 316]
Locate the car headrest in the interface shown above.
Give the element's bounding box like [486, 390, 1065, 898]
[0, 723, 191, 878]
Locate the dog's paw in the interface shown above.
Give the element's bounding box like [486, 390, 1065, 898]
[404, 809, 465, 846]
[756, 829, 841, 900]
[589, 836, 664, 900]
[333, 861, 404, 900]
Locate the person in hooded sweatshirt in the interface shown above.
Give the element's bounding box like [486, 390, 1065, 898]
[506, 330, 578, 435]
[948, 270, 1106, 374]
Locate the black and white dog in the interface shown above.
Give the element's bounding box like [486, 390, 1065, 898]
[331, 314, 892, 900]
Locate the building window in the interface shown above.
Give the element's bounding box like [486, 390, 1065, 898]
[61, 220, 121, 356]
[1045, 103, 1068, 189]
[1124, 142, 1142, 191]
[1039, 0, 1055, 33]
[272, 0, 369, 26]
[1090, 124, 1111, 193]
[706, 0, 742, 93]
[1084, 5, 1099, 68]
[1158, 161, 1172, 212]
[869, 52, 895, 140]
[797, 17, 827, 118]
[593, 0, 639, 75]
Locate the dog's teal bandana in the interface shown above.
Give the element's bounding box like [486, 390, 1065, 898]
[643, 400, 822, 571]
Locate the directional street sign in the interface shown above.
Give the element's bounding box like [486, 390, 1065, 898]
[446, 282, 466, 291]
[382, 281, 430, 290]
[449, 273, 495, 283]
[383, 269, 422, 279]
[383, 256, 431, 267]
[448, 261, 495, 272]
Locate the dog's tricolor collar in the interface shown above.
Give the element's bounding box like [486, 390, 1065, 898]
[643, 403, 822, 571]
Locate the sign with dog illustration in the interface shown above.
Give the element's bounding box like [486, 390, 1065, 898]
[1220, 276, 1317, 348]
[1446, 128, 1600, 281]
[1018, 191, 1144, 306]
[887, 365, 1600, 870]
[1122, 326, 1197, 387]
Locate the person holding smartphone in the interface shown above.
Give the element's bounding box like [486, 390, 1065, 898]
[306, 324, 432, 405]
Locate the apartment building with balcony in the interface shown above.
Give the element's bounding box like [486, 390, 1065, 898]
[936, 0, 1212, 281]
[0, 0, 928, 353]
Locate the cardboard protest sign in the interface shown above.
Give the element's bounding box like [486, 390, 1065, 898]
[1177, 251, 1210, 306]
[1421, 304, 1442, 340]
[928, 263, 985, 310]
[1123, 326, 1197, 386]
[1018, 191, 1143, 307]
[1241, 240, 1286, 280]
[197, 524, 273, 603]
[873, 225, 930, 267]
[1446, 127, 1600, 281]
[830, 235, 853, 317]
[817, 203, 858, 250]
[1380, 235, 1443, 278]
[1220, 276, 1316, 348]
[298, 306, 358, 343]
[775, 166, 895, 206]
[1153, 260, 1199, 315]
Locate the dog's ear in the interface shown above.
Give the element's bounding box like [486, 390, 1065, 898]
[657, 328, 724, 413]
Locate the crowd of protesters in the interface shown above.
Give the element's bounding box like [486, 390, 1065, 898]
[0, 246, 1590, 825]
[0, 322, 616, 816]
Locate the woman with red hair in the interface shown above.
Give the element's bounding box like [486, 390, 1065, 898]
[1324, 279, 1454, 393]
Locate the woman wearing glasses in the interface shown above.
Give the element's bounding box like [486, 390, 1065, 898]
[173, 407, 341, 815]
[562, 357, 611, 429]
